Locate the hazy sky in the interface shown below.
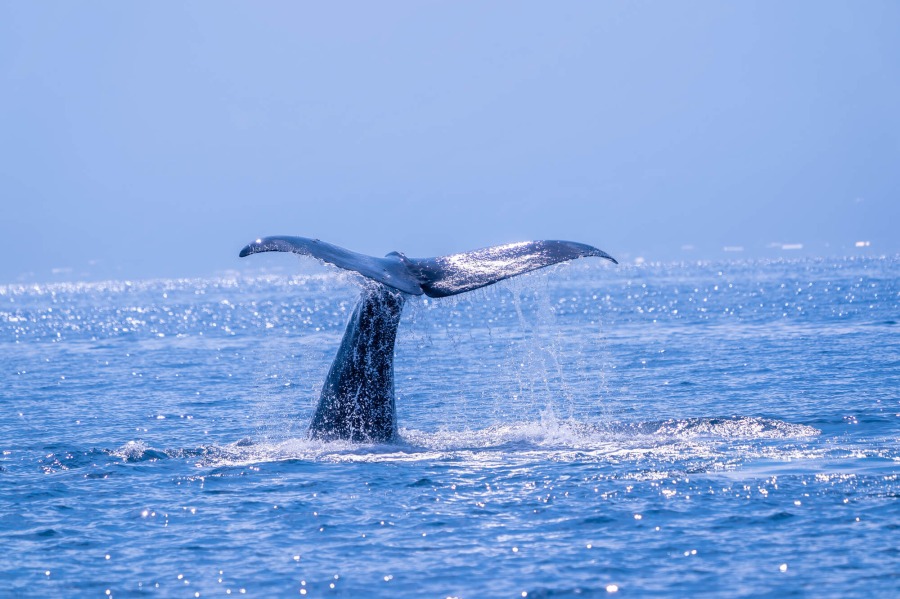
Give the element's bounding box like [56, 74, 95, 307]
[2, 2, 898, 282]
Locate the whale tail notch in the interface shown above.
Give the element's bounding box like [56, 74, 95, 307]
[239, 236, 617, 297]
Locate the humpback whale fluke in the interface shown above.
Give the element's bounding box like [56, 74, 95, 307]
[240, 236, 617, 442]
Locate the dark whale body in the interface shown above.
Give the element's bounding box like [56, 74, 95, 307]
[239, 236, 616, 442]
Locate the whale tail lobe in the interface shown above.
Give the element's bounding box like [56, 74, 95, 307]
[239, 236, 617, 296]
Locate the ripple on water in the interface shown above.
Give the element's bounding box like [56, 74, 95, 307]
[2, 257, 898, 597]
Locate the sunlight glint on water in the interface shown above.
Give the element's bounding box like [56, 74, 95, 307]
[0, 256, 898, 597]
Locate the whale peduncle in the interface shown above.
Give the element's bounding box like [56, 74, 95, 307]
[309, 284, 406, 442]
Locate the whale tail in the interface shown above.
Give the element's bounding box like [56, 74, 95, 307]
[239, 235, 616, 442]
[239, 236, 617, 297]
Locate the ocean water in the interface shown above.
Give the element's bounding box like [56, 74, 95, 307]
[1, 256, 898, 598]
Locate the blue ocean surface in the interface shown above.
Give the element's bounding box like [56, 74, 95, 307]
[1, 256, 898, 597]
